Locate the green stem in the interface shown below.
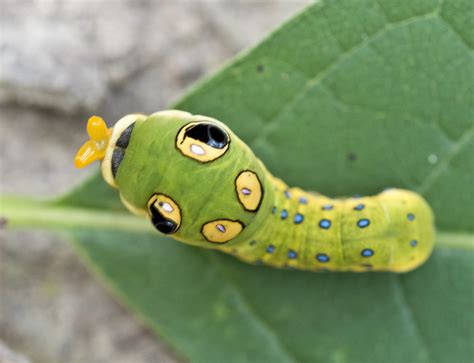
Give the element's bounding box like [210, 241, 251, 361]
[0, 196, 152, 234]
[1, 195, 472, 250]
[435, 231, 473, 250]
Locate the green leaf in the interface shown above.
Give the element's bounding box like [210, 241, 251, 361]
[2, 0, 473, 362]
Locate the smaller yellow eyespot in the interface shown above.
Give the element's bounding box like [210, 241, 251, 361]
[201, 219, 244, 243]
[235, 170, 263, 212]
[74, 116, 111, 168]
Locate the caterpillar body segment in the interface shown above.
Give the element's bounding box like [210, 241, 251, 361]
[228, 179, 435, 272]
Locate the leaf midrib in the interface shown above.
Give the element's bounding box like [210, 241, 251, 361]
[1, 196, 472, 250]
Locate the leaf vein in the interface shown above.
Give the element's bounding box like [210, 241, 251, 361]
[393, 275, 431, 362]
[209, 253, 300, 363]
[437, 13, 474, 51]
[250, 12, 439, 147]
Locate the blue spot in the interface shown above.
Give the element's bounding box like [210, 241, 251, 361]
[322, 204, 333, 210]
[410, 240, 418, 247]
[319, 219, 331, 229]
[357, 219, 370, 228]
[284, 190, 291, 199]
[271, 206, 277, 214]
[288, 250, 298, 259]
[361, 248, 374, 257]
[316, 253, 330, 263]
[294, 213, 304, 224]
[280, 209, 288, 220]
[353, 203, 365, 211]
[266, 244, 275, 253]
[407, 213, 415, 221]
[298, 197, 308, 204]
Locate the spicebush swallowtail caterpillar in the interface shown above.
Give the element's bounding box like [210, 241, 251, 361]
[75, 110, 435, 273]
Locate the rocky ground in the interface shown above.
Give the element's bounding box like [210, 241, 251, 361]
[0, 1, 311, 362]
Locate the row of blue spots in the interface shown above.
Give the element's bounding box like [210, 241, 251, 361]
[314, 248, 375, 262]
[274, 199, 420, 232]
[318, 218, 371, 230]
[264, 245, 379, 262]
[322, 203, 365, 211]
[272, 206, 305, 225]
[284, 189, 310, 205]
[274, 211, 372, 230]
[265, 244, 299, 259]
[265, 245, 298, 260]
[253, 239, 418, 251]
[284, 189, 309, 203]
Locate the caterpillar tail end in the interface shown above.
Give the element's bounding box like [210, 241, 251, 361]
[381, 189, 436, 273]
[74, 116, 111, 168]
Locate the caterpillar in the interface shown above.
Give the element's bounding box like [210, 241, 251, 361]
[75, 110, 435, 273]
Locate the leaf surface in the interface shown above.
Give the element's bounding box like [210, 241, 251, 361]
[3, 0, 473, 362]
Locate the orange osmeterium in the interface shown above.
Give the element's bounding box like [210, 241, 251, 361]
[74, 116, 111, 168]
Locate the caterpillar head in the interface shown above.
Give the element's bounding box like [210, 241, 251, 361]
[75, 110, 269, 248]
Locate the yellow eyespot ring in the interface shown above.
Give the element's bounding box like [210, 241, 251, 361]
[148, 193, 182, 234]
[201, 219, 244, 243]
[235, 170, 263, 212]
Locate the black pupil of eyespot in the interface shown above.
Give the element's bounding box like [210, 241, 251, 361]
[208, 125, 226, 145]
[149, 204, 177, 234]
[185, 123, 228, 149]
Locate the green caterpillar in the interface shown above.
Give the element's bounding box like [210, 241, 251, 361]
[75, 110, 435, 273]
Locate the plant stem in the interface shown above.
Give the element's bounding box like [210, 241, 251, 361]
[0, 196, 152, 234]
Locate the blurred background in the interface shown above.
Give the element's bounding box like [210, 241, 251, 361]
[0, 1, 312, 362]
